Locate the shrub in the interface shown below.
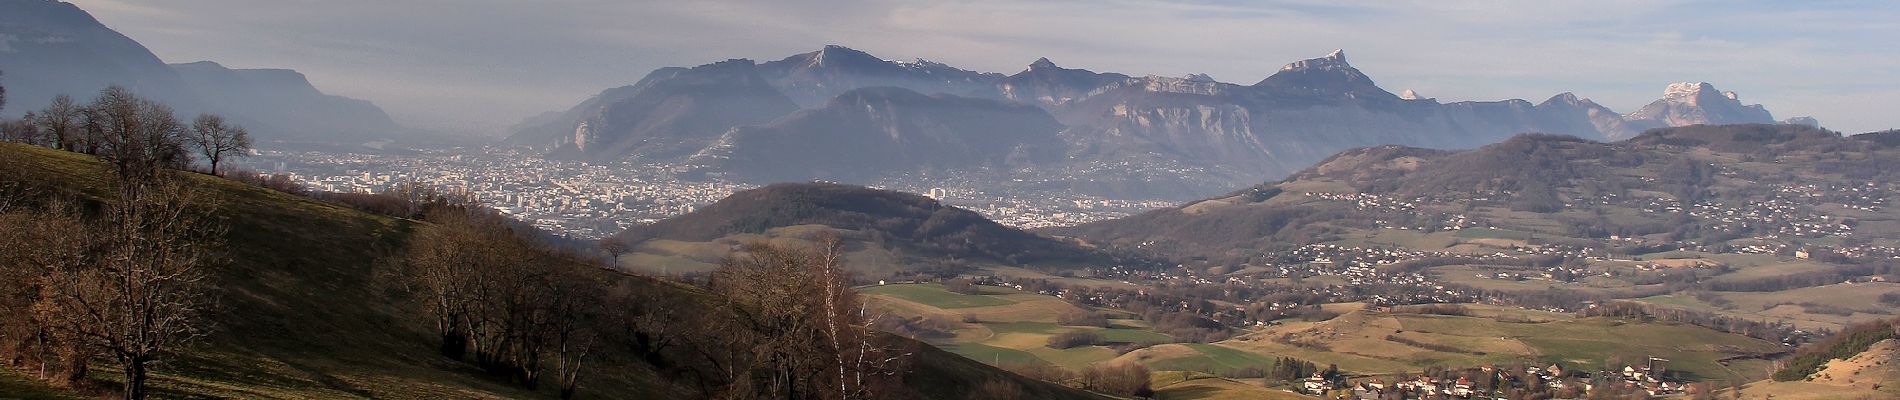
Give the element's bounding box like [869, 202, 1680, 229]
[1056, 311, 1110, 328]
[1046, 331, 1104, 349]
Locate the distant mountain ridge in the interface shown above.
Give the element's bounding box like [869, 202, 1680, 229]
[0, 0, 402, 142]
[513, 45, 1817, 197]
[1047, 123, 1888, 262]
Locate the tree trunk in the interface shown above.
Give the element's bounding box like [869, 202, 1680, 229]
[440, 331, 467, 360]
[123, 358, 147, 400]
[559, 386, 577, 400]
[59, 346, 87, 388]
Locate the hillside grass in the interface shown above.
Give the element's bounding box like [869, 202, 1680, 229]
[1148, 371, 1312, 400]
[1221, 307, 1785, 384]
[0, 143, 1108, 400]
[862, 283, 1182, 374]
[862, 283, 1019, 309]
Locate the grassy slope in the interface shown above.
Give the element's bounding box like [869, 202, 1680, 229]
[0, 144, 1106, 400]
[1148, 372, 1312, 400]
[1223, 309, 1785, 384]
[1740, 339, 1900, 400]
[2, 143, 611, 399]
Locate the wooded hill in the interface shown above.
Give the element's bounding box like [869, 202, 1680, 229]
[1051, 124, 1900, 264]
[611, 182, 1139, 272]
[0, 143, 1106, 400]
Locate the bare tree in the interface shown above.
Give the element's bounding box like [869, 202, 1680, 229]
[0, 200, 94, 387]
[186, 114, 252, 176]
[599, 238, 629, 270]
[37, 180, 220, 400]
[545, 268, 602, 400]
[86, 87, 189, 181]
[37, 95, 81, 151]
[710, 240, 906, 400]
[1, 112, 40, 145]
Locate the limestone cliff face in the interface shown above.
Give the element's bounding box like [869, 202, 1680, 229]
[688, 87, 1066, 183]
[1618, 82, 1776, 140]
[514, 46, 1811, 197]
[506, 59, 800, 161]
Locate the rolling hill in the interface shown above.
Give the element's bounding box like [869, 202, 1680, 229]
[0, 143, 1107, 400]
[609, 182, 1134, 276]
[1052, 124, 1900, 264]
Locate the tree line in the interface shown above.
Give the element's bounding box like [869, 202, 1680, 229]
[392, 193, 913, 399]
[1771, 318, 1897, 382]
[2, 87, 253, 177]
[0, 84, 229, 399]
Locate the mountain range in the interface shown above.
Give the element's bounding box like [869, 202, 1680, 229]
[511, 45, 1814, 198]
[1047, 123, 1893, 263]
[0, 0, 401, 142]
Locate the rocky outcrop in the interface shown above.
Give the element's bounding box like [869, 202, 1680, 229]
[688, 87, 1066, 182]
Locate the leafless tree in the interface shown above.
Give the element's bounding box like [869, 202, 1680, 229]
[37, 95, 82, 151]
[545, 268, 603, 400]
[37, 179, 221, 400]
[186, 114, 252, 176]
[85, 87, 189, 181]
[710, 239, 907, 400]
[0, 199, 94, 387]
[599, 238, 629, 269]
[1, 113, 40, 145]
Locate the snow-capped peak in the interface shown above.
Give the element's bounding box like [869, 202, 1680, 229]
[1280, 49, 1352, 72]
[1663, 82, 1716, 100]
[1399, 89, 1421, 100]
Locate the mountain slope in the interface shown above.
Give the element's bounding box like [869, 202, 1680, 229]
[507, 59, 801, 161]
[0, 0, 402, 142]
[0, 0, 198, 114]
[757, 45, 1003, 107]
[1619, 82, 1775, 139]
[1051, 124, 1893, 263]
[613, 182, 1122, 270]
[0, 143, 1108, 400]
[687, 87, 1067, 183]
[171, 61, 401, 141]
[519, 46, 1817, 198]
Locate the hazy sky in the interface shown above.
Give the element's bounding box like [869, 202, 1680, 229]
[69, 0, 1900, 136]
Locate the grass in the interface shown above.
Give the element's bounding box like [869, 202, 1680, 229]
[0, 367, 75, 400]
[1220, 308, 1785, 386]
[1094, 327, 1174, 343]
[940, 343, 1050, 368]
[1145, 344, 1278, 374]
[0, 144, 1109, 400]
[1149, 371, 1310, 400]
[861, 283, 1019, 309]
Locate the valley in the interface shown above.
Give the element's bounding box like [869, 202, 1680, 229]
[5, 1, 1900, 399]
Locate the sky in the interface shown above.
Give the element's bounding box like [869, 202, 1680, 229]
[67, 0, 1900, 136]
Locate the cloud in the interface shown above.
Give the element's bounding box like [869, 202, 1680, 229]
[67, 0, 1900, 134]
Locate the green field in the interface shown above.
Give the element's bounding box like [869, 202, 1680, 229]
[941, 343, 1051, 367]
[862, 283, 1020, 309]
[862, 283, 1182, 375]
[1150, 371, 1311, 400]
[1146, 344, 1279, 374]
